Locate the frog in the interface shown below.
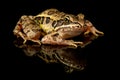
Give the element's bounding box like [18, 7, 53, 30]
[13, 8, 104, 48]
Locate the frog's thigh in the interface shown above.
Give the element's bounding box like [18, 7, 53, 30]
[41, 32, 83, 47]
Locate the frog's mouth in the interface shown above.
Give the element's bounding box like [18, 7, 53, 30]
[55, 53, 85, 70]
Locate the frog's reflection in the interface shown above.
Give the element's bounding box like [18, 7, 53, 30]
[14, 32, 101, 72]
[14, 34, 98, 73]
[14, 41, 84, 72]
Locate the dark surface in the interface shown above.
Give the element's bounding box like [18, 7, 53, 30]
[1, 0, 116, 79]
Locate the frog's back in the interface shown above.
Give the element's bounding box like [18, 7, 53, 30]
[34, 8, 82, 34]
[36, 8, 66, 20]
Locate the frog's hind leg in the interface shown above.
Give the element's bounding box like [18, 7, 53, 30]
[14, 29, 41, 45]
[17, 32, 28, 44]
[41, 32, 83, 48]
[13, 24, 28, 44]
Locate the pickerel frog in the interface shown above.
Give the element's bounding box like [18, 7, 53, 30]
[13, 8, 104, 47]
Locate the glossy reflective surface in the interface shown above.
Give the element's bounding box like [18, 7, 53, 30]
[14, 39, 87, 73]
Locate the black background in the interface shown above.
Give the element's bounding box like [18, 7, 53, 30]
[1, 0, 116, 79]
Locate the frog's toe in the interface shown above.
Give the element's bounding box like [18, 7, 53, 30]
[35, 40, 41, 45]
[91, 27, 104, 36]
[69, 44, 78, 48]
[92, 31, 99, 37]
[84, 31, 90, 36]
[97, 31, 104, 35]
[74, 42, 84, 47]
[30, 39, 41, 45]
[37, 41, 41, 45]
[69, 42, 84, 48]
[74, 42, 83, 45]
[80, 41, 92, 48]
[23, 40, 27, 44]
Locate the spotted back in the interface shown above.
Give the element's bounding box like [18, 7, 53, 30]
[34, 8, 85, 33]
[36, 8, 66, 20]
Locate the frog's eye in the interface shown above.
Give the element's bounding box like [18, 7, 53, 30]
[64, 18, 69, 21]
[64, 16, 71, 22]
[65, 15, 70, 20]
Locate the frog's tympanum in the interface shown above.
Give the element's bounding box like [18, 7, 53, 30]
[14, 38, 88, 73]
[13, 8, 104, 48]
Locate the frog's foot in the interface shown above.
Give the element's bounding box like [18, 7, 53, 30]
[63, 40, 83, 48]
[17, 32, 28, 44]
[84, 27, 104, 37]
[41, 33, 83, 48]
[16, 32, 41, 45]
[90, 27, 104, 36]
[29, 39, 41, 45]
[73, 41, 84, 47]
[84, 20, 104, 36]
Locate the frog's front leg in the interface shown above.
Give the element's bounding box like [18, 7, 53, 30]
[41, 32, 83, 48]
[84, 20, 104, 36]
